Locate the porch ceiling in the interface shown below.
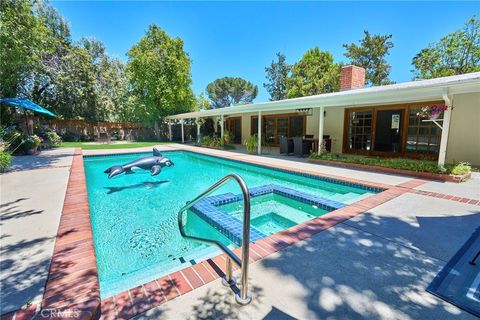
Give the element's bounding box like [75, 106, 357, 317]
[167, 72, 480, 120]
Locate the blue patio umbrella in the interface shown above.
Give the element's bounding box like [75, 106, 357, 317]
[0, 98, 57, 135]
[0, 98, 57, 117]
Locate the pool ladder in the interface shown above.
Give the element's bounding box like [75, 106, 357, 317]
[177, 174, 252, 305]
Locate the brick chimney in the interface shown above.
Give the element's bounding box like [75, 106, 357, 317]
[340, 65, 366, 90]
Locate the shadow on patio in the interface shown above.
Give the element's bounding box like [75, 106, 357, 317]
[141, 210, 479, 319]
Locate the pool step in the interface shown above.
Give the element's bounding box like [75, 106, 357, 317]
[191, 199, 266, 246]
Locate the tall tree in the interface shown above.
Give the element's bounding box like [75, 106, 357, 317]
[48, 46, 97, 120]
[343, 31, 394, 86]
[79, 37, 129, 122]
[196, 93, 211, 110]
[412, 17, 480, 79]
[264, 52, 291, 101]
[287, 47, 339, 98]
[127, 24, 195, 123]
[206, 77, 258, 108]
[0, 0, 52, 98]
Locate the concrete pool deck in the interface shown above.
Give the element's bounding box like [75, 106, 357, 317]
[1, 144, 479, 319]
[0, 148, 75, 314]
[135, 194, 480, 320]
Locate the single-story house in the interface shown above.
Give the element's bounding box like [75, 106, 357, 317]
[167, 67, 480, 166]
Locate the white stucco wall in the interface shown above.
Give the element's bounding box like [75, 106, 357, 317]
[228, 93, 479, 166]
[446, 92, 480, 166]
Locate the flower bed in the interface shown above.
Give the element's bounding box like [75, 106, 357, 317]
[309, 154, 471, 183]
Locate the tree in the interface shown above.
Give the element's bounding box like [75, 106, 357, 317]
[343, 31, 394, 86]
[0, 0, 133, 123]
[0, 0, 52, 97]
[48, 46, 97, 120]
[412, 17, 480, 79]
[264, 52, 291, 101]
[196, 93, 211, 110]
[79, 37, 129, 122]
[206, 77, 258, 108]
[287, 47, 339, 98]
[127, 24, 195, 123]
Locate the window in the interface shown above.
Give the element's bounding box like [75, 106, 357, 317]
[406, 108, 441, 156]
[347, 110, 372, 151]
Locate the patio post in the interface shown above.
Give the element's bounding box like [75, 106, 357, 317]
[181, 119, 184, 143]
[317, 106, 325, 155]
[438, 95, 453, 167]
[168, 121, 173, 142]
[196, 117, 201, 144]
[257, 111, 262, 155]
[221, 114, 224, 139]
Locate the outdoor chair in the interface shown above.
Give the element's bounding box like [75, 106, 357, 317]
[293, 137, 311, 157]
[280, 136, 293, 155]
[98, 132, 111, 144]
[304, 134, 314, 139]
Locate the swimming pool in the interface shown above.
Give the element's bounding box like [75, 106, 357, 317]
[83, 150, 378, 297]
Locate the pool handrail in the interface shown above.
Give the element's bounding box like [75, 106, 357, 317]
[177, 173, 252, 305]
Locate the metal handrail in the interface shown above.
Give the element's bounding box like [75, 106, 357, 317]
[177, 173, 252, 305]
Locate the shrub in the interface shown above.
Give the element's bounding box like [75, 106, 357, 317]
[243, 135, 257, 154]
[61, 131, 81, 142]
[23, 135, 41, 150]
[0, 151, 12, 172]
[200, 136, 225, 148]
[309, 153, 471, 175]
[450, 162, 471, 175]
[45, 131, 62, 147]
[1, 128, 23, 154]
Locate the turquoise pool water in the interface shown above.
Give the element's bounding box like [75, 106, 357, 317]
[83, 151, 376, 297]
[221, 193, 330, 235]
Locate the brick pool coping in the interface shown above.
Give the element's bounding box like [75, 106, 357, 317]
[2, 147, 479, 320]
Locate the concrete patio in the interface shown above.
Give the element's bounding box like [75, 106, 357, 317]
[135, 192, 479, 320]
[1, 144, 479, 319]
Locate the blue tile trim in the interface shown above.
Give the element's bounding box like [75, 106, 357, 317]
[181, 151, 384, 193]
[83, 149, 383, 192]
[192, 184, 346, 246]
[82, 150, 181, 158]
[191, 199, 266, 246]
[203, 184, 345, 212]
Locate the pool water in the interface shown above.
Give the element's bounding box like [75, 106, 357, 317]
[83, 151, 376, 297]
[221, 193, 329, 235]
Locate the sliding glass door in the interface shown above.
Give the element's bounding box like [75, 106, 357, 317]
[373, 109, 404, 153]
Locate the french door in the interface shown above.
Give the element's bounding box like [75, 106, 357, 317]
[343, 102, 443, 158]
[226, 117, 242, 144]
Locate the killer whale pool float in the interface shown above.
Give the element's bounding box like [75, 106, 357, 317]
[104, 147, 174, 179]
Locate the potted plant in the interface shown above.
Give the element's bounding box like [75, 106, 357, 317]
[223, 130, 232, 144]
[23, 135, 41, 155]
[416, 105, 448, 120]
[243, 134, 258, 154]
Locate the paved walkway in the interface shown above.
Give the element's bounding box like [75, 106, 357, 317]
[0, 148, 74, 314]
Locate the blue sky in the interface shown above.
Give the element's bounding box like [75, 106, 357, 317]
[53, 1, 478, 102]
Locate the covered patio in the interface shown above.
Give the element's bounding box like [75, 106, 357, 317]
[166, 71, 480, 167]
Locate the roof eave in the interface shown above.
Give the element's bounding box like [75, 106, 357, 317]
[167, 73, 480, 120]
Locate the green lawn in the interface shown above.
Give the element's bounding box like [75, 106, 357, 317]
[60, 141, 169, 150]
